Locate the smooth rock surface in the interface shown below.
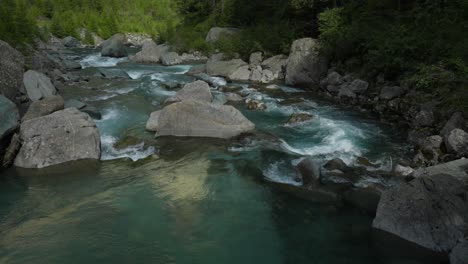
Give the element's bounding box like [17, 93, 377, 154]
[154, 100, 255, 139]
[14, 108, 101, 169]
[160, 51, 182, 66]
[146, 111, 161, 132]
[22, 95, 65, 121]
[23, 70, 57, 101]
[166, 80, 213, 103]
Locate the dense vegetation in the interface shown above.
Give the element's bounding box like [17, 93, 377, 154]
[0, 0, 466, 109]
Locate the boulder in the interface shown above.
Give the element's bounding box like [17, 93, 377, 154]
[296, 158, 321, 186]
[261, 55, 287, 80]
[2, 133, 20, 168]
[372, 173, 468, 253]
[22, 95, 64, 122]
[249, 67, 263, 82]
[445, 129, 468, 156]
[0, 40, 25, 102]
[186, 64, 206, 76]
[380, 86, 405, 100]
[413, 110, 435, 127]
[285, 38, 328, 87]
[62, 36, 81, 48]
[206, 27, 240, 43]
[260, 69, 276, 83]
[320, 71, 344, 89]
[338, 85, 356, 98]
[246, 99, 266, 111]
[130, 41, 169, 63]
[160, 51, 182, 66]
[14, 108, 101, 169]
[206, 59, 248, 78]
[441, 112, 467, 137]
[124, 33, 152, 47]
[165, 80, 213, 104]
[62, 59, 82, 70]
[146, 111, 161, 132]
[450, 240, 468, 264]
[154, 100, 255, 139]
[412, 159, 468, 185]
[287, 113, 314, 124]
[225, 92, 243, 102]
[180, 52, 208, 63]
[249, 52, 263, 67]
[65, 99, 86, 110]
[23, 70, 57, 101]
[323, 158, 349, 172]
[229, 65, 251, 81]
[101, 34, 128, 58]
[0, 95, 19, 143]
[347, 79, 369, 94]
[81, 105, 102, 120]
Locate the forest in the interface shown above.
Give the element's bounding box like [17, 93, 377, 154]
[0, 0, 467, 109]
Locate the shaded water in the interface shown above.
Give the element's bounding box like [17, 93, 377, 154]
[0, 49, 428, 263]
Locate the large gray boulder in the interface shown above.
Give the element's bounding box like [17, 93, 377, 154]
[146, 111, 161, 132]
[229, 65, 251, 81]
[206, 59, 248, 78]
[445, 129, 468, 156]
[206, 27, 240, 43]
[154, 100, 255, 139]
[160, 51, 182, 66]
[165, 80, 213, 104]
[129, 41, 169, 63]
[412, 158, 468, 185]
[101, 34, 128, 58]
[261, 55, 287, 80]
[23, 70, 57, 101]
[372, 173, 468, 253]
[285, 38, 328, 87]
[14, 108, 101, 169]
[22, 95, 64, 122]
[379, 86, 405, 100]
[0, 95, 19, 142]
[441, 112, 467, 137]
[0, 40, 25, 102]
[62, 36, 81, 48]
[450, 240, 468, 264]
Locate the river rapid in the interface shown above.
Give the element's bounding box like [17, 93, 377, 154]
[0, 48, 429, 264]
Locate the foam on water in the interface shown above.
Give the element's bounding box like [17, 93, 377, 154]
[80, 53, 128, 68]
[263, 161, 302, 186]
[100, 135, 156, 161]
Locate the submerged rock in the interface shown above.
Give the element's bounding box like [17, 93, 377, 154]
[23, 70, 57, 101]
[287, 113, 314, 124]
[14, 108, 101, 169]
[246, 98, 266, 111]
[154, 100, 255, 139]
[101, 34, 128, 58]
[22, 95, 64, 122]
[323, 158, 349, 172]
[0, 40, 25, 102]
[285, 38, 328, 87]
[372, 173, 468, 253]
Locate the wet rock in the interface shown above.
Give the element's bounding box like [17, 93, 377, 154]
[2, 133, 20, 168]
[287, 113, 314, 124]
[372, 173, 468, 253]
[22, 95, 65, 122]
[154, 100, 255, 139]
[113, 136, 146, 150]
[413, 110, 435, 127]
[450, 239, 468, 264]
[0, 95, 19, 145]
[146, 111, 161, 132]
[62, 59, 82, 70]
[225, 93, 243, 102]
[229, 65, 251, 81]
[296, 158, 322, 186]
[0, 40, 25, 102]
[205, 27, 240, 43]
[101, 34, 128, 58]
[130, 41, 169, 63]
[207, 59, 248, 78]
[380, 86, 405, 100]
[98, 68, 130, 79]
[62, 36, 81, 48]
[445, 129, 468, 156]
[165, 80, 213, 104]
[324, 158, 349, 172]
[285, 38, 328, 86]
[356, 157, 380, 168]
[265, 84, 281, 90]
[160, 51, 183, 66]
[14, 108, 101, 169]
[65, 99, 87, 110]
[441, 112, 467, 137]
[23, 70, 57, 101]
[81, 105, 102, 120]
[246, 98, 266, 111]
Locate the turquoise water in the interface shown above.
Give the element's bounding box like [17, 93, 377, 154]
[0, 49, 428, 264]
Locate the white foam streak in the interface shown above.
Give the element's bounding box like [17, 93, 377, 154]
[80, 53, 128, 68]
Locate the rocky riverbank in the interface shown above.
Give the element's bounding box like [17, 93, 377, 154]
[0, 29, 467, 263]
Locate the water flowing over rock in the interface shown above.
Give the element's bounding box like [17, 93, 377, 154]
[23, 70, 57, 101]
[205, 27, 240, 43]
[22, 95, 65, 122]
[14, 108, 101, 169]
[154, 100, 255, 139]
[285, 38, 328, 87]
[206, 59, 248, 78]
[101, 34, 128, 58]
[165, 80, 213, 104]
[372, 173, 468, 253]
[0, 40, 25, 102]
[62, 36, 81, 48]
